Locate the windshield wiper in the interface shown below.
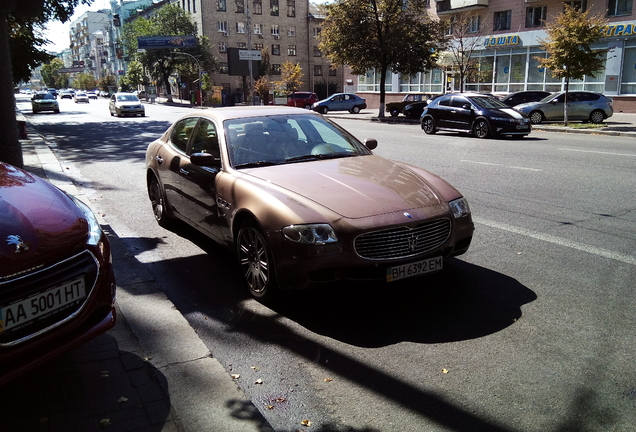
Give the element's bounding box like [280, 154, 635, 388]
[285, 153, 353, 163]
[233, 160, 281, 168]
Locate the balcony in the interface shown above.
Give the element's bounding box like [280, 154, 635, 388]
[437, 0, 488, 14]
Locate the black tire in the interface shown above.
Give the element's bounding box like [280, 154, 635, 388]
[148, 175, 173, 228]
[321, 106, 329, 114]
[589, 109, 605, 124]
[351, 106, 361, 114]
[529, 111, 544, 124]
[303, 104, 311, 109]
[473, 119, 490, 139]
[390, 109, 399, 117]
[237, 223, 277, 301]
[421, 116, 436, 135]
[54, 109, 60, 113]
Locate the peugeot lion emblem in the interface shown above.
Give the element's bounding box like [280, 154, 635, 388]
[6, 235, 30, 254]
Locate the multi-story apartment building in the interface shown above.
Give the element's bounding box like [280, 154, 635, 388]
[176, 0, 344, 101]
[69, 11, 110, 79]
[360, 0, 635, 112]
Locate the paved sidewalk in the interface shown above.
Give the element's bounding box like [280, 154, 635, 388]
[1, 133, 273, 432]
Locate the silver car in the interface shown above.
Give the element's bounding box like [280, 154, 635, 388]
[515, 91, 613, 124]
[109, 92, 145, 117]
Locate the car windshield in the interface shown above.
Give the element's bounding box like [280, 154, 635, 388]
[469, 96, 509, 109]
[116, 94, 140, 102]
[224, 114, 372, 168]
[539, 93, 557, 102]
[34, 93, 54, 100]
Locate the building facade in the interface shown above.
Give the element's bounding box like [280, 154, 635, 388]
[359, 0, 636, 113]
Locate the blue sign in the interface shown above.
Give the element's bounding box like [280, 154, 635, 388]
[138, 36, 197, 50]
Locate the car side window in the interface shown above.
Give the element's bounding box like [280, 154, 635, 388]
[189, 119, 220, 158]
[451, 97, 469, 108]
[438, 97, 451, 107]
[170, 117, 199, 153]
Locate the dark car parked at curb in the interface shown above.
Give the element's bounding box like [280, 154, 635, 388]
[145, 106, 473, 301]
[499, 90, 552, 107]
[514, 91, 613, 124]
[386, 93, 432, 117]
[287, 92, 318, 109]
[402, 95, 443, 120]
[312, 93, 367, 114]
[420, 93, 531, 139]
[0, 162, 116, 385]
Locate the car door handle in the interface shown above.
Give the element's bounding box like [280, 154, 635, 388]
[155, 155, 163, 164]
[179, 168, 191, 176]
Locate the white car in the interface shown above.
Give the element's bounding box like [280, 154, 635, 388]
[109, 92, 145, 117]
[74, 92, 90, 103]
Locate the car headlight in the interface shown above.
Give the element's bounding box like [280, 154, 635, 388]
[449, 197, 471, 218]
[70, 195, 103, 246]
[283, 224, 338, 245]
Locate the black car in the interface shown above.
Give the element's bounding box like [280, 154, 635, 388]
[420, 93, 531, 139]
[402, 95, 443, 119]
[500, 91, 552, 107]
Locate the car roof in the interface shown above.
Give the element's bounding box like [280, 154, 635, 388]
[173, 106, 318, 122]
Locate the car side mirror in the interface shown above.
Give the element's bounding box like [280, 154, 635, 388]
[190, 153, 221, 168]
[364, 138, 378, 150]
[462, 103, 472, 110]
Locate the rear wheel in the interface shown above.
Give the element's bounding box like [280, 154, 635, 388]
[529, 111, 544, 124]
[589, 109, 605, 124]
[148, 176, 173, 228]
[351, 106, 361, 114]
[473, 119, 490, 139]
[421, 116, 436, 135]
[303, 104, 312, 109]
[237, 223, 277, 301]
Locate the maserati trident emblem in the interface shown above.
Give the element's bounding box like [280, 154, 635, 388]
[408, 234, 418, 252]
[6, 235, 30, 254]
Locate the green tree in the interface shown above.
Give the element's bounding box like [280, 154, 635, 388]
[40, 57, 64, 88]
[123, 60, 145, 90]
[273, 61, 303, 94]
[536, 5, 608, 125]
[74, 73, 96, 90]
[320, 0, 446, 117]
[99, 74, 117, 93]
[120, 3, 217, 102]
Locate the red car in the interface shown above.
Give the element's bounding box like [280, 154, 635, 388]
[0, 162, 116, 385]
[286, 92, 318, 109]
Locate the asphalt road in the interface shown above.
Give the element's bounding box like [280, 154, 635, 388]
[17, 94, 636, 432]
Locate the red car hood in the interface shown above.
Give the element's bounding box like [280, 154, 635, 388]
[0, 163, 88, 278]
[245, 155, 445, 219]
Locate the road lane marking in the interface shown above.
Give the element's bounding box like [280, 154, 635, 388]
[473, 216, 636, 266]
[559, 148, 636, 157]
[461, 160, 542, 171]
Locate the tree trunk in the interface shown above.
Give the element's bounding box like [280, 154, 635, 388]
[378, 66, 387, 118]
[0, 13, 23, 167]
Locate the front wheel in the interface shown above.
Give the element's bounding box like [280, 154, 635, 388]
[321, 106, 329, 114]
[421, 117, 437, 135]
[350, 106, 361, 114]
[589, 110, 605, 124]
[473, 119, 490, 139]
[390, 109, 399, 117]
[529, 111, 544, 124]
[237, 223, 277, 301]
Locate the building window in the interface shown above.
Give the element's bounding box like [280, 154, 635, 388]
[235, 0, 244, 13]
[236, 22, 246, 33]
[493, 10, 512, 31]
[272, 44, 280, 55]
[607, 0, 631, 16]
[254, 43, 263, 50]
[272, 64, 281, 75]
[220, 62, 228, 74]
[313, 46, 322, 57]
[237, 42, 247, 48]
[193, 0, 196, 13]
[329, 68, 337, 77]
[288, 45, 296, 56]
[254, 23, 263, 34]
[218, 41, 228, 52]
[218, 21, 229, 34]
[217, 0, 226, 11]
[253, 0, 262, 14]
[287, 0, 295, 17]
[270, 0, 279, 16]
[288, 26, 296, 36]
[468, 15, 480, 33]
[563, 0, 586, 11]
[314, 65, 322, 76]
[313, 27, 321, 37]
[271, 24, 280, 36]
[526, 6, 547, 27]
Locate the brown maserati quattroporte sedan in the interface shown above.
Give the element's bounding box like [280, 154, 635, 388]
[145, 106, 474, 300]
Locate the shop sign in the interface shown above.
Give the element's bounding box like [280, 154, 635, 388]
[603, 23, 635, 37]
[484, 35, 520, 47]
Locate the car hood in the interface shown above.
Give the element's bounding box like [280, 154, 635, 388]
[514, 102, 541, 111]
[244, 155, 446, 219]
[494, 107, 528, 119]
[0, 163, 88, 278]
[115, 101, 141, 106]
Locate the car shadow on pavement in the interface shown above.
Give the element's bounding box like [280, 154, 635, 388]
[0, 333, 172, 432]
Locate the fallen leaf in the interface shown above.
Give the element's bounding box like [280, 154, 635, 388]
[117, 397, 128, 403]
[276, 397, 286, 403]
[442, 368, 449, 374]
[255, 378, 263, 384]
[324, 378, 333, 382]
[251, 366, 259, 370]
[267, 405, 274, 410]
[300, 419, 312, 427]
[231, 374, 240, 379]
[99, 418, 111, 427]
